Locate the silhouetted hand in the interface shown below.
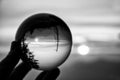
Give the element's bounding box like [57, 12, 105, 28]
[0, 41, 60, 80]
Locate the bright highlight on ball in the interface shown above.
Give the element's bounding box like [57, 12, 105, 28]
[77, 45, 90, 56]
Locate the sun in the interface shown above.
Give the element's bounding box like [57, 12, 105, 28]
[77, 45, 90, 56]
[35, 38, 39, 42]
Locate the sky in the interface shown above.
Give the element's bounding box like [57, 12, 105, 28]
[0, 0, 120, 52]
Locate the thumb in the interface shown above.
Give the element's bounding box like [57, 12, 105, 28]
[0, 41, 21, 78]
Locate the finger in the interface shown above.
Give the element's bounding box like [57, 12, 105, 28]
[0, 41, 21, 78]
[0, 41, 21, 66]
[35, 71, 48, 80]
[8, 62, 32, 80]
[35, 68, 60, 80]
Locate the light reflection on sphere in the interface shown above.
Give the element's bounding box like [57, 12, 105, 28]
[15, 13, 72, 70]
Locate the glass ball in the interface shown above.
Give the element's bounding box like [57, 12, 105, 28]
[15, 13, 72, 70]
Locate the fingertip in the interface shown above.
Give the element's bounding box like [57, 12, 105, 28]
[10, 41, 21, 52]
[35, 68, 60, 80]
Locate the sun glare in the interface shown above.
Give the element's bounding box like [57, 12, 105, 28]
[77, 45, 90, 56]
[35, 38, 39, 42]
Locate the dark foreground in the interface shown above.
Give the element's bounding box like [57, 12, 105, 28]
[0, 53, 120, 80]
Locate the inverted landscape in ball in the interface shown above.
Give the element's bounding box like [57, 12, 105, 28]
[15, 13, 72, 70]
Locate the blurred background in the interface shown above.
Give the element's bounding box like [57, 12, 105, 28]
[1, 0, 120, 80]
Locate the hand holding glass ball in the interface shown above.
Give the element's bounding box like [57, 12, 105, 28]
[15, 13, 72, 70]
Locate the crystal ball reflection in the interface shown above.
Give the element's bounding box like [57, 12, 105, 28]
[15, 13, 72, 70]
